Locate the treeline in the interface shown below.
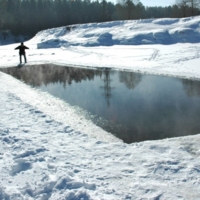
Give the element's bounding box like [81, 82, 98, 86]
[0, 0, 200, 36]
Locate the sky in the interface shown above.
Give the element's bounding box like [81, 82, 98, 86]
[141, 0, 175, 7]
[0, 16, 200, 199]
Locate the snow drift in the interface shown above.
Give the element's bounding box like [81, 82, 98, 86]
[34, 17, 200, 49]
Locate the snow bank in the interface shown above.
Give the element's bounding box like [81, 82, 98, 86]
[34, 17, 200, 48]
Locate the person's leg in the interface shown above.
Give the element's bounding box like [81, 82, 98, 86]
[24, 54, 27, 63]
[19, 54, 22, 63]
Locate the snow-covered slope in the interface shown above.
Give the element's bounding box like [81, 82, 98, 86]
[33, 17, 200, 48]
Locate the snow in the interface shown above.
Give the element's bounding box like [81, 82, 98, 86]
[0, 16, 200, 199]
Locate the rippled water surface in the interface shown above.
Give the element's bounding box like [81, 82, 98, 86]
[1, 64, 200, 143]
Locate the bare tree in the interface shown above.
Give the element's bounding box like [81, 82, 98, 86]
[188, 0, 200, 15]
[176, 0, 189, 17]
[176, 0, 200, 16]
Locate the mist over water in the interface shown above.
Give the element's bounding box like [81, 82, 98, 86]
[1, 64, 200, 143]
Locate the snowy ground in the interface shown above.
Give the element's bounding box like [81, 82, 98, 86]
[0, 16, 200, 199]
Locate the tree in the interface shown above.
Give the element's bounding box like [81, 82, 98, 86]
[176, 0, 200, 16]
[176, 0, 189, 17]
[121, 0, 144, 19]
[101, 0, 113, 21]
[125, 0, 135, 19]
[114, 0, 139, 20]
[188, 0, 200, 15]
[0, 0, 7, 29]
[134, 2, 145, 19]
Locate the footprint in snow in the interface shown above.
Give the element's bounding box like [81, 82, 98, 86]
[14, 147, 46, 159]
[54, 177, 96, 190]
[64, 126, 74, 133]
[9, 161, 32, 176]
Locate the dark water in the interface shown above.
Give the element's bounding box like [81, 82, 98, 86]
[1, 64, 200, 143]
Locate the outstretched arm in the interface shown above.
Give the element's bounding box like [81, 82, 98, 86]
[15, 46, 19, 50]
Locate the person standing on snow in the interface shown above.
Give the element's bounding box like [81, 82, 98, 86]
[15, 42, 29, 64]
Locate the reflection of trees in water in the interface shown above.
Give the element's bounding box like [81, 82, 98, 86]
[0, 64, 142, 93]
[0, 65, 141, 108]
[100, 69, 114, 107]
[119, 71, 142, 89]
[182, 79, 200, 97]
[0, 64, 102, 88]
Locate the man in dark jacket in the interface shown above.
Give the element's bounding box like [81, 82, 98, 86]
[15, 42, 29, 64]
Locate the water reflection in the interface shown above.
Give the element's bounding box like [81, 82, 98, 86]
[119, 71, 142, 90]
[1, 64, 200, 143]
[2, 64, 102, 87]
[182, 79, 200, 97]
[100, 69, 115, 107]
